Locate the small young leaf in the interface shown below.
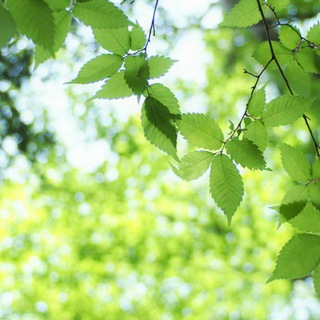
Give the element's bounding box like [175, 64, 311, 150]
[172, 151, 214, 181]
[141, 97, 178, 161]
[130, 23, 146, 50]
[148, 56, 176, 79]
[226, 138, 266, 170]
[177, 113, 224, 150]
[124, 55, 149, 96]
[313, 264, 320, 299]
[296, 47, 320, 74]
[7, 0, 54, 51]
[0, 6, 17, 47]
[93, 27, 130, 55]
[289, 202, 320, 233]
[220, 0, 261, 28]
[72, 0, 130, 29]
[280, 143, 310, 182]
[307, 23, 320, 45]
[210, 154, 244, 223]
[91, 71, 133, 100]
[268, 234, 320, 282]
[69, 54, 123, 84]
[278, 25, 301, 50]
[243, 121, 268, 151]
[261, 95, 312, 127]
[285, 60, 310, 97]
[248, 86, 266, 117]
[145, 84, 180, 115]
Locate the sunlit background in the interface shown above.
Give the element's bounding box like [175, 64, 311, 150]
[1, 0, 320, 319]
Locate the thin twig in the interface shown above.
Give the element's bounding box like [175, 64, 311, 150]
[144, 0, 160, 52]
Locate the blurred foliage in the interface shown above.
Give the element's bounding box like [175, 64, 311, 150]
[0, 0, 320, 319]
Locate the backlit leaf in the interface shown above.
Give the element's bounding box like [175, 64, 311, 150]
[69, 54, 123, 84]
[267, 0, 289, 11]
[285, 60, 310, 97]
[243, 121, 267, 151]
[148, 56, 176, 79]
[296, 47, 320, 74]
[247, 86, 266, 117]
[130, 23, 146, 50]
[307, 23, 320, 45]
[226, 138, 266, 170]
[268, 234, 320, 282]
[313, 264, 320, 299]
[280, 143, 311, 182]
[279, 201, 306, 221]
[279, 25, 301, 50]
[308, 183, 320, 208]
[141, 97, 178, 161]
[177, 113, 224, 150]
[210, 154, 244, 223]
[312, 158, 320, 178]
[220, 0, 261, 28]
[261, 95, 312, 127]
[172, 151, 214, 181]
[0, 6, 17, 47]
[72, 0, 130, 29]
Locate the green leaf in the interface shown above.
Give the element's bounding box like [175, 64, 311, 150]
[280, 143, 310, 182]
[248, 86, 266, 117]
[69, 54, 123, 84]
[281, 185, 309, 205]
[243, 121, 268, 151]
[312, 158, 320, 178]
[91, 71, 133, 100]
[210, 154, 244, 223]
[285, 60, 310, 97]
[296, 47, 320, 74]
[145, 84, 180, 115]
[226, 138, 266, 170]
[220, 0, 261, 28]
[267, 0, 289, 11]
[308, 183, 320, 208]
[261, 95, 312, 127]
[148, 56, 176, 79]
[278, 25, 301, 50]
[253, 41, 292, 68]
[72, 0, 130, 29]
[141, 97, 178, 161]
[177, 113, 224, 150]
[43, 0, 70, 10]
[172, 151, 214, 181]
[268, 234, 320, 282]
[6, 0, 54, 50]
[279, 201, 306, 221]
[93, 27, 130, 55]
[307, 23, 320, 45]
[35, 10, 72, 66]
[130, 23, 146, 50]
[313, 264, 320, 299]
[289, 202, 320, 233]
[0, 6, 17, 47]
[124, 55, 149, 96]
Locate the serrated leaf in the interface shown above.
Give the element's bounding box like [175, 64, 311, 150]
[280, 143, 310, 182]
[148, 56, 176, 79]
[253, 41, 292, 68]
[69, 54, 123, 84]
[296, 47, 320, 74]
[172, 151, 214, 181]
[281, 185, 309, 205]
[220, 0, 261, 28]
[210, 154, 244, 223]
[35, 10, 72, 66]
[93, 27, 130, 55]
[279, 25, 301, 50]
[91, 71, 133, 100]
[268, 234, 320, 282]
[7, 0, 54, 50]
[177, 113, 223, 150]
[226, 138, 266, 170]
[285, 60, 310, 97]
[307, 23, 320, 45]
[289, 202, 320, 233]
[124, 55, 149, 96]
[267, 0, 289, 11]
[308, 183, 320, 208]
[243, 121, 267, 151]
[261, 95, 312, 127]
[248, 86, 266, 117]
[313, 264, 320, 299]
[0, 6, 17, 47]
[279, 201, 307, 221]
[145, 83, 180, 115]
[312, 158, 320, 178]
[141, 97, 178, 161]
[72, 0, 130, 29]
[130, 23, 146, 50]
